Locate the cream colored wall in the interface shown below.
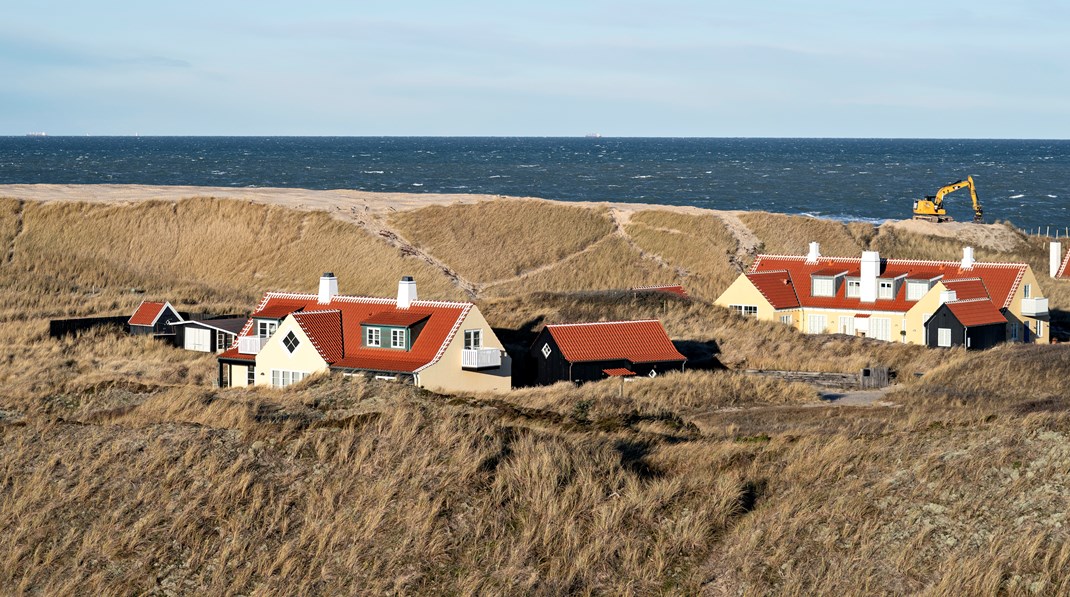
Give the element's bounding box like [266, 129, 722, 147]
[253, 316, 329, 387]
[417, 307, 511, 393]
[904, 281, 949, 345]
[713, 276, 778, 320]
[1005, 267, 1050, 344]
[797, 307, 911, 343]
[229, 363, 250, 387]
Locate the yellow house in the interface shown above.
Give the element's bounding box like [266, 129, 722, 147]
[218, 274, 511, 392]
[715, 243, 1050, 348]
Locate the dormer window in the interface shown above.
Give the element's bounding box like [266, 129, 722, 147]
[846, 279, 861, 298]
[283, 331, 300, 353]
[464, 329, 483, 349]
[906, 280, 930, 301]
[257, 319, 278, 338]
[878, 280, 894, 299]
[812, 277, 836, 297]
[366, 327, 381, 347]
[391, 328, 407, 349]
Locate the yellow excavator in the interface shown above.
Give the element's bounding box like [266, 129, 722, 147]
[913, 175, 984, 223]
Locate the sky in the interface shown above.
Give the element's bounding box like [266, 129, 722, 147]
[2, 1, 1068, 137]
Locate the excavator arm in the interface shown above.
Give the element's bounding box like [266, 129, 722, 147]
[914, 175, 984, 223]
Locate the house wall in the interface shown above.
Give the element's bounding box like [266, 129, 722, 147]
[253, 316, 329, 387]
[416, 307, 511, 393]
[221, 362, 253, 387]
[924, 305, 1005, 350]
[713, 277, 778, 320]
[793, 306, 911, 342]
[1005, 267, 1050, 344]
[903, 281, 951, 344]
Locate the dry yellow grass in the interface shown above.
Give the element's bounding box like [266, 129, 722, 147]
[624, 210, 741, 299]
[390, 199, 615, 282]
[2, 192, 1070, 595]
[739, 211, 873, 257]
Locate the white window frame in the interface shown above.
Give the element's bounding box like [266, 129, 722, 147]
[1010, 322, 1019, 341]
[730, 304, 758, 318]
[837, 316, 855, 335]
[391, 328, 406, 349]
[871, 317, 892, 341]
[257, 319, 278, 338]
[464, 329, 483, 350]
[1036, 320, 1044, 339]
[366, 327, 381, 347]
[937, 328, 952, 347]
[812, 277, 835, 297]
[906, 281, 929, 301]
[806, 314, 827, 334]
[779, 314, 793, 325]
[216, 332, 229, 352]
[541, 343, 552, 358]
[271, 369, 309, 388]
[846, 279, 861, 298]
[878, 280, 894, 300]
[1023, 284, 1032, 299]
[247, 366, 255, 385]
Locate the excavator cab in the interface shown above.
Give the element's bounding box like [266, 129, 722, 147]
[912, 176, 984, 224]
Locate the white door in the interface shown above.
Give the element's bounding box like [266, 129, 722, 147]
[871, 318, 891, 341]
[185, 327, 211, 352]
[838, 316, 855, 335]
[807, 314, 827, 334]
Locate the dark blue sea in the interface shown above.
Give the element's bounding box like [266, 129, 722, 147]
[1, 137, 1067, 230]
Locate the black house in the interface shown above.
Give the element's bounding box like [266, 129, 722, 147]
[925, 298, 1007, 350]
[128, 301, 182, 336]
[530, 320, 686, 385]
[174, 317, 248, 353]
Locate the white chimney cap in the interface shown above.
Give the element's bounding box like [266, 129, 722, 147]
[939, 290, 958, 304]
[397, 276, 417, 309]
[318, 272, 339, 304]
[806, 241, 821, 263]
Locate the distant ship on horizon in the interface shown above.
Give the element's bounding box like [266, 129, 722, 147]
[26, 132, 47, 137]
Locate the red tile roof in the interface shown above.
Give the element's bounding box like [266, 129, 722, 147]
[942, 278, 990, 301]
[750, 255, 1027, 311]
[745, 270, 801, 309]
[546, 320, 685, 364]
[224, 292, 471, 374]
[253, 303, 307, 319]
[603, 368, 637, 377]
[293, 310, 344, 362]
[632, 285, 689, 298]
[128, 301, 173, 326]
[811, 267, 852, 277]
[362, 311, 431, 327]
[945, 298, 1008, 327]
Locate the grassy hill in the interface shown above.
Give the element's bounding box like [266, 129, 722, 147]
[1, 191, 1069, 594]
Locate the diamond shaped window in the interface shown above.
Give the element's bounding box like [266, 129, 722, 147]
[283, 331, 300, 353]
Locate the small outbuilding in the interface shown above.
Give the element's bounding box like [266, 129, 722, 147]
[530, 320, 686, 385]
[174, 317, 248, 353]
[128, 301, 182, 336]
[925, 298, 1007, 350]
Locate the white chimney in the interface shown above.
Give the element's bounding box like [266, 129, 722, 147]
[806, 242, 821, 263]
[318, 272, 338, 304]
[397, 276, 417, 309]
[1050, 241, 1062, 278]
[939, 290, 958, 305]
[860, 251, 880, 303]
[960, 247, 975, 270]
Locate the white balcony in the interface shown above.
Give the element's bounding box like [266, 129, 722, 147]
[1022, 297, 1049, 317]
[238, 335, 266, 355]
[462, 347, 501, 370]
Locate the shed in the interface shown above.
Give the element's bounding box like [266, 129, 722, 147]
[174, 317, 247, 353]
[128, 301, 182, 336]
[530, 320, 686, 385]
[925, 298, 1007, 350]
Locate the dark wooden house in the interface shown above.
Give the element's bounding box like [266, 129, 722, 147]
[925, 298, 1007, 350]
[174, 317, 247, 353]
[530, 320, 686, 385]
[128, 301, 182, 336]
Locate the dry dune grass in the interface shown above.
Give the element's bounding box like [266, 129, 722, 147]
[624, 210, 740, 298]
[739, 211, 873, 257]
[484, 236, 678, 297]
[3, 192, 1070, 594]
[389, 200, 615, 282]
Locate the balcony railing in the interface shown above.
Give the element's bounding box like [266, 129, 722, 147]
[462, 347, 501, 370]
[1022, 297, 1049, 317]
[238, 335, 266, 355]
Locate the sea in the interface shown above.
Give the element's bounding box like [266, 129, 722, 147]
[1, 136, 1067, 231]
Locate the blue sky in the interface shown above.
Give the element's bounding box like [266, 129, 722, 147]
[2, 1, 1067, 137]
